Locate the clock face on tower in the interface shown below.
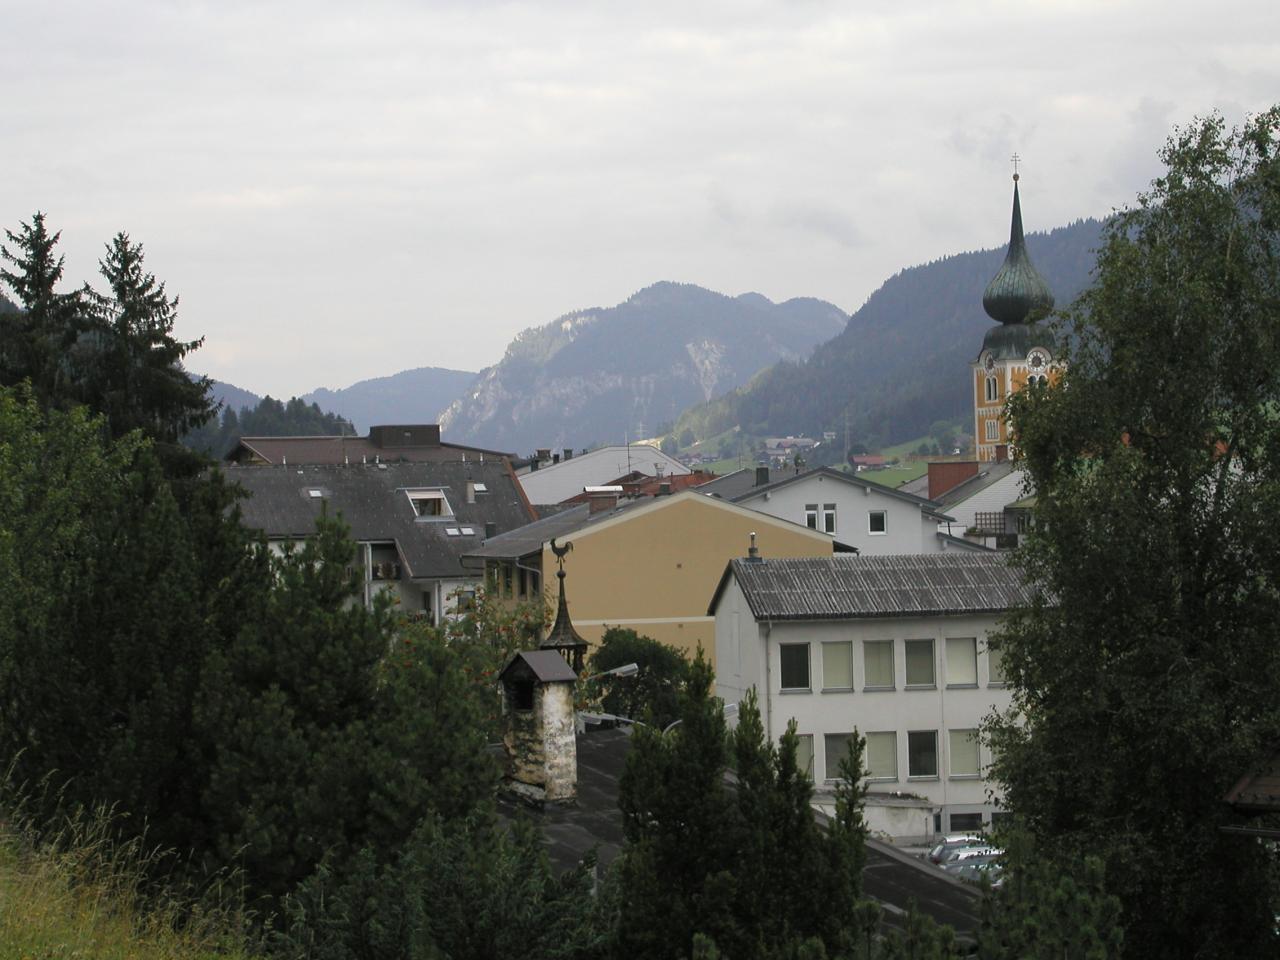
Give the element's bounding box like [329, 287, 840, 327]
[1027, 349, 1049, 371]
[984, 353, 996, 372]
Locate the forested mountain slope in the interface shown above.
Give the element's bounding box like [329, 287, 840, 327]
[676, 218, 1105, 448]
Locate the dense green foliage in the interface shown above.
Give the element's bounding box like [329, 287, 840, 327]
[183, 394, 355, 458]
[585, 627, 690, 729]
[611, 658, 871, 960]
[989, 109, 1280, 958]
[278, 816, 606, 960]
[1, 217, 212, 475]
[677, 218, 1103, 450]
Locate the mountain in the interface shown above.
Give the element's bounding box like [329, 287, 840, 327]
[208, 379, 261, 413]
[674, 218, 1107, 451]
[303, 367, 477, 433]
[438, 282, 847, 452]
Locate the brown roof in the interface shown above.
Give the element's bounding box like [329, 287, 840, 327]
[1225, 750, 1280, 814]
[227, 425, 513, 466]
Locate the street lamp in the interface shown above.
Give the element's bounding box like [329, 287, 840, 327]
[579, 662, 639, 682]
[662, 701, 739, 736]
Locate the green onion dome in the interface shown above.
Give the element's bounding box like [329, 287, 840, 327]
[982, 178, 1055, 325]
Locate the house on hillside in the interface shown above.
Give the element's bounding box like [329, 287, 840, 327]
[710, 552, 1032, 841]
[465, 488, 835, 661]
[517, 444, 690, 504]
[226, 423, 512, 466]
[709, 465, 984, 555]
[232, 458, 536, 624]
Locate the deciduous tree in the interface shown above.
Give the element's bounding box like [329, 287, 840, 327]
[989, 108, 1280, 958]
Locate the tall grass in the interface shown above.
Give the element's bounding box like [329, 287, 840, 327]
[0, 790, 261, 960]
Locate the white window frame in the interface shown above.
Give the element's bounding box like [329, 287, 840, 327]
[406, 488, 453, 518]
[984, 419, 999, 442]
[821, 640, 854, 691]
[804, 503, 818, 529]
[949, 728, 981, 779]
[907, 730, 939, 779]
[945, 637, 978, 688]
[904, 638, 936, 688]
[864, 731, 898, 781]
[779, 642, 811, 692]
[985, 375, 999, 402]
[868, 510, 887, 535]
[822, 503, 837, 534]
[863, 639, 895, 690]
[986, 639, 1007, 686]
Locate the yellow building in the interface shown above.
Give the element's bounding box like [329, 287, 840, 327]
[466, 489, 835, 662]
[972, 173, 1059, 462]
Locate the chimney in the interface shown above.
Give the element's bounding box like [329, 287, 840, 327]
[745, 531, 763, 563]
[553, 453, 561, 465]
[484, 521, 497, 539]
[529, 458, 540, 472]
[928, 460, 980, 500]
[563, 448, 574, 461]
[585, 485, 622, 514]
[536, 448, 552, 462]
[755, 465, 770, 486]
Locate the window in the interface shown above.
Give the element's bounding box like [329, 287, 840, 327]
[407, 489, 451, 517]
[794, 733, 814, 780]
[868, 510, 887, 535]
[949, 729, 981, 778]
[945, 637, 978, 687]
[517, 566, 528, 599]
[865, 732, 898, 780]
[908, 730, 938, 778]
[822, 503, 837, 534]
[904, 639, 935, 687]
[985, 419, 999, 442]
[824, 733, 853, 780]
[985, 376, 999, 402]
[821, 641, 853, 690]
[508, 678, 535, 711]
[986, 639, 1007, 685]
[502, 563, 513, 597]
[863, 640, 894, 689]
[950, 812, 983, 832]
[804, 503, 818, 529]
[779, 643, 811, 691]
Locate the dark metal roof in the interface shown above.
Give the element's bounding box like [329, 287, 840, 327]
[712, 553, 1034, 620]
[228, 434, 514, 465]
[464, 494, 662, 562]
[696, 467, 792, 500]
[229, 460, 536, 580]
[500, 649, 578, 683]
[982, 179, 1055, 326]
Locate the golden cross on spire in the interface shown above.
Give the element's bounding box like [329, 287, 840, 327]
[1011, 152, 1021, 181]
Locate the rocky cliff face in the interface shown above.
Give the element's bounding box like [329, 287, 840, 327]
[438, 282, 846, 452]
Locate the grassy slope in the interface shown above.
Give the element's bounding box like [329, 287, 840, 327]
[0, 823, 260, 960]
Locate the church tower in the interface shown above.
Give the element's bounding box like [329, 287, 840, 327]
[972, 169, 1056, 462]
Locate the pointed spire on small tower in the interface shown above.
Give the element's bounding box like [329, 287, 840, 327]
[541, 538, 589, 673]
[982, 160, 1055, 325]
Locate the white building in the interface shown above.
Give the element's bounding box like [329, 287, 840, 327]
[710, 553, 1033, 841]
[518, 444, 690, 505]
[704, 466, 985, 555]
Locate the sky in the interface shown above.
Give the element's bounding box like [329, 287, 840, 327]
[3, 1, 1277, 398]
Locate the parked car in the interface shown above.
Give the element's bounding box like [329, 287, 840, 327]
[939, 843, 1001, 865]
[943, 854, 1004, 888]
[926, 835, 983, 865]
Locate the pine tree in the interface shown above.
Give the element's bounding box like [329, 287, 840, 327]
[0, 212, 85, 403]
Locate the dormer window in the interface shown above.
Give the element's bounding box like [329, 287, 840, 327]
[406, 489, 452, 517]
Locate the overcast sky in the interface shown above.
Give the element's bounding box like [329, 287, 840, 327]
[3, 1, 1277, 398]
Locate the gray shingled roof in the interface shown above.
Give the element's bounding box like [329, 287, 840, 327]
[229, 460, 535, 580]
[714, 553, 1035, 620]
[500, 649, 578, 683]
